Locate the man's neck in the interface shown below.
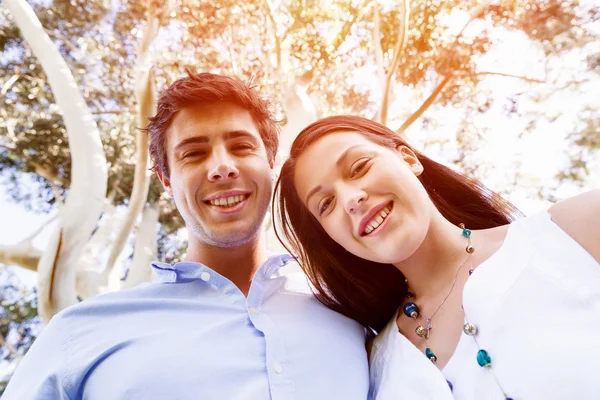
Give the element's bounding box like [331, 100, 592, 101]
[185, 233, 268, 296]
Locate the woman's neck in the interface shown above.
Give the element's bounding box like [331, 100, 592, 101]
[393, 213, 471, 301]
[395, 212, 510, 302]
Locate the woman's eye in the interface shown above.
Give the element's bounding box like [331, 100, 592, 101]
[319, 197, 333, 215]
[351, 159, 370, 177]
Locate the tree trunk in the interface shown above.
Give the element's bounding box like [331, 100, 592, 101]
[265, 80, 318, 253]
[103, 10, 159, 279]
[121, 204, 158, 290]
[5, 0, 108, 324]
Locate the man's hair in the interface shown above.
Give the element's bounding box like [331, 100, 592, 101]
[146, 70, 280, 177]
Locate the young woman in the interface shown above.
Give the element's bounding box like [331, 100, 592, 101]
[274, 115, 600, 399]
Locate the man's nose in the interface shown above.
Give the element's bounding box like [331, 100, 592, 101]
[207, 151, 240, 182]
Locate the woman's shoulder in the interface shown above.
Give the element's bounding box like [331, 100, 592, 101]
[546, 190, 600, 263]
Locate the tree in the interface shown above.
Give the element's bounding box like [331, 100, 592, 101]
[0, 0, 598, 392]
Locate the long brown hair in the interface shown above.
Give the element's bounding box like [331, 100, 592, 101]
[273, 116, 522, 332]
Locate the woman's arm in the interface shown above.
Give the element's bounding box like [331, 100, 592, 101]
[548, 189, 600, 263]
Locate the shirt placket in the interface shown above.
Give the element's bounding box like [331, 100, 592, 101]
[247, 269, 294, 400]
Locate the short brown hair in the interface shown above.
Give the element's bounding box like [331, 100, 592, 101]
[146, 70, 280, 176]
[274, 115, 522, 332]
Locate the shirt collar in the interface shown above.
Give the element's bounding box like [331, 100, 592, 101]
[151, 253, 295, 284]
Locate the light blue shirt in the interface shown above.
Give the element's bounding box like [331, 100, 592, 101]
[3, 254, 370, 399]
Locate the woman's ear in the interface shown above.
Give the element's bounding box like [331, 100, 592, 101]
[396, 145, 424, 176]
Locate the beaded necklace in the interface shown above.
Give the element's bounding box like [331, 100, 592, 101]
[402, 224, 514, 400]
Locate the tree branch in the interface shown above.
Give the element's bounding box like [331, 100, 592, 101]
[397, 75, 454, 134]
[264, 0, 282, 71]
[45, 28, 79, 55]
[373, 6, 385, 91]
[0, 144, 64, 189]
[1, 74, 20, 97]
[0, 242, 42, 271]
[18, 214, 59, 245]
[90, 110, 129, 115]
[104, 3, 158, 280]
[322, 1, 375, 70]
[471, 71, 546, 83]
[0, 334, 19, 359]
[395, 3, 492, 133]
[379, 0, 410, 125]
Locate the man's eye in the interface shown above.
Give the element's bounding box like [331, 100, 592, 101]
[319, 197, 333, 215]
[351, 159, 370, 177]
[232, 143, 254, 151]
[183, 151, 205, 159]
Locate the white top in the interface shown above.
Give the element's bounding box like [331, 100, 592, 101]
[369, 211, 600, 400]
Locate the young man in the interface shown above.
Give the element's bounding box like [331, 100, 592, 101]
[3, 72, 370, 399]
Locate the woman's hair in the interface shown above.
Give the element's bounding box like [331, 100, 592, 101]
[273, 115, 522, 332]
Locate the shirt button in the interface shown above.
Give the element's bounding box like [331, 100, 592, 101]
[248, 307, 260, 315]
[200, 272, 211, 282]
[273, 362, 283, 374]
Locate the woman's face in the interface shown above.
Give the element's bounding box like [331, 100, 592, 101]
[294, 131, 433, 264]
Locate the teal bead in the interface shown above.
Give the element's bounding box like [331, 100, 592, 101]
[462, 228, 472, 238]
[477, 349, 492, 368]
[425, 347, 437, 363]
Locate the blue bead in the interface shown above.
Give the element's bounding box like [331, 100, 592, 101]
[462, 228, 472, 238]
[477, 349, 492, 367]
[403, 302, 419, 318]
[446, 380, 453, 391]
[469, 269, 474, 276]
[506, 398, 514, 400]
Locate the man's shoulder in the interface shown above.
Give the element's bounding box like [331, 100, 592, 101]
[54, 282, 157, 322]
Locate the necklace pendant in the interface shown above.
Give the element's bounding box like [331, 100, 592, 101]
[425, 320, 432, 339]
[415, 325, 428, 338]
[415, 321, 432, 339]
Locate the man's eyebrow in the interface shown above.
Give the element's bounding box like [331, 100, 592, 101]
[174, 130, 259, 153]
[223, 130, 260, 142]
[305, 145, 365, 204]
[174, 136, 209, 153]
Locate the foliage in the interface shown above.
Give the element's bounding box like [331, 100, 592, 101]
[0, 268, 39, 396]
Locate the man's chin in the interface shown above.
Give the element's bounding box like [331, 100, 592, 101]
[198, 223, 264, 248]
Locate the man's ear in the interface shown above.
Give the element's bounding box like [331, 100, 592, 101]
[157, 169, 174, 198]
[397, 145, 424, 177]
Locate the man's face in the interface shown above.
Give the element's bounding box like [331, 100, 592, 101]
[158, 101, 274, 248]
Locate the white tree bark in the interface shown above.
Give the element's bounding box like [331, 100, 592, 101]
[265, 80, 318, 253]
[377, 0, 410, 125]
[5, 0, 108, 323]
[121, 203, 158, 290]
[277, 78, 318, 162]
[75, 200, 121, 299]
[103, 8, 159, 277]
[0, 243, 42, 271]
